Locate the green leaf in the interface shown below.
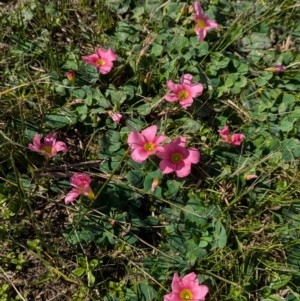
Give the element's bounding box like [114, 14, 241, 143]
[281, 139, 300, 161]
[72, 88, 86, 99]
[237, 62, 249, 73]
[169, 36, 189, 53]
[87, 270, 95, 285]
[279, 117, 294, 132]
[164, 180, 179, 197]
[147, 169, 163, 179]
[72, 267, 86, 277]
[137, 283, 157, 301]
[235, 76, 247, 88]
[13, 119, 39, 140]
[96, 98, 111, 108]
[182, 119, 201, 133]
[127, 170, 144, 186]
[126, 118, 145, 131]
[270, 275, 292, 290]
[225, 77, 234, 88]
[151, 43, 163, 56]
[136, 104, 151, 116]
[107, 130, 120, 142]
[76, 104, 88, 121]
[187, 240, 207, 264]
[230, 85, 241, 95]
[256, 76, 268, 87]
[278, 94, 295, 114]
[108, 142, 121, 152]
[195, 41, 209, 56]
[45, 110, 77, 129]
[240, 33, 271, 51]
[213, 220, 227, 249]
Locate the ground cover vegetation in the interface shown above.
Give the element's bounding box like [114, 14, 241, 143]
[1, 0, 300, 300]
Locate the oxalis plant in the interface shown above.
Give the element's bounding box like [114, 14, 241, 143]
[3, 0, 300, 300]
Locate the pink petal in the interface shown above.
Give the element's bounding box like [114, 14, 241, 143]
[163, 292, 177, 301]
[96, 48, 107, 59]
[131, 147, 149, 163]
[28, 134, 41, 151]
[65, 189, 81, 204]
[220, 135, 230, 143]
[128, 132, 145, 149]
[70, 173, 91, 188]
[189, 84, 203, 98]
[172, 137, 186, 147]
[99, 63, 113, 74]
[171, 273, 182, 292]
[28, 143, 40, 152]
[182, 272, 198, 286]
[55, 141, 68, 153]
[82, 184, 91, 195]
[186, 147, 200, 164]
[175, 161, 191, 178]
[231, 134, 245, 145]
[207, 20, 219, 29]
[106, 48, 118, 61]
[156, 145, 172, 159]
[111, 113, 122, 123]
[81, 54, 99, 63]
[193, 285, 209, 300]
[194, 1, 203, 15]
[199, 30, 207, 41]
[218, 126, 230, 136]
[159, 159, 177, 174]
[33, 133, 41, 146]
[179, 97, 194, 109]
[141, 125, 157, 142]
[44, 133, 57, 146]
[166, 80, 177, 91]
[165, 93, 179, 102]
[181, 74, 193, 85]
[153, 135, 168, 146]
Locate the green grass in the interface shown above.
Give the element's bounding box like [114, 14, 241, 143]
[1, 0, 300, 300]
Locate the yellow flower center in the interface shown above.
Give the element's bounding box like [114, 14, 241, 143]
[178, 90, 189, 100]
[171, 152, 183, 164]
[96, 59, 106, 66]
[197, 18, 206, 29]
[144, 142, 155, 152]
[179, 288, 193, 300]
[41, 145, 53, 156]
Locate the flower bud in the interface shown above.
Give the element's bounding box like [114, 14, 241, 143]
[66, 70, 75, 83]
[244, 174, 258, 180]
[265, 64, 286, 73]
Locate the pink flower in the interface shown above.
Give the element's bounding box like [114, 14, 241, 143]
[194, 2, 218, 42]
[218, 126, 245, 146]
[65, 173, 94, 204]
[156, 137, 200, 178]
[66, 70, 75, 83]
[127, 125, 168, 163]
[165, 74, 203, 109]
[164, 272, 208, 301]
[81, 47, 118, 74]
[109, 111, 122, 123]
[28, 133, 67, 158]
[265, 64, 286, 73]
